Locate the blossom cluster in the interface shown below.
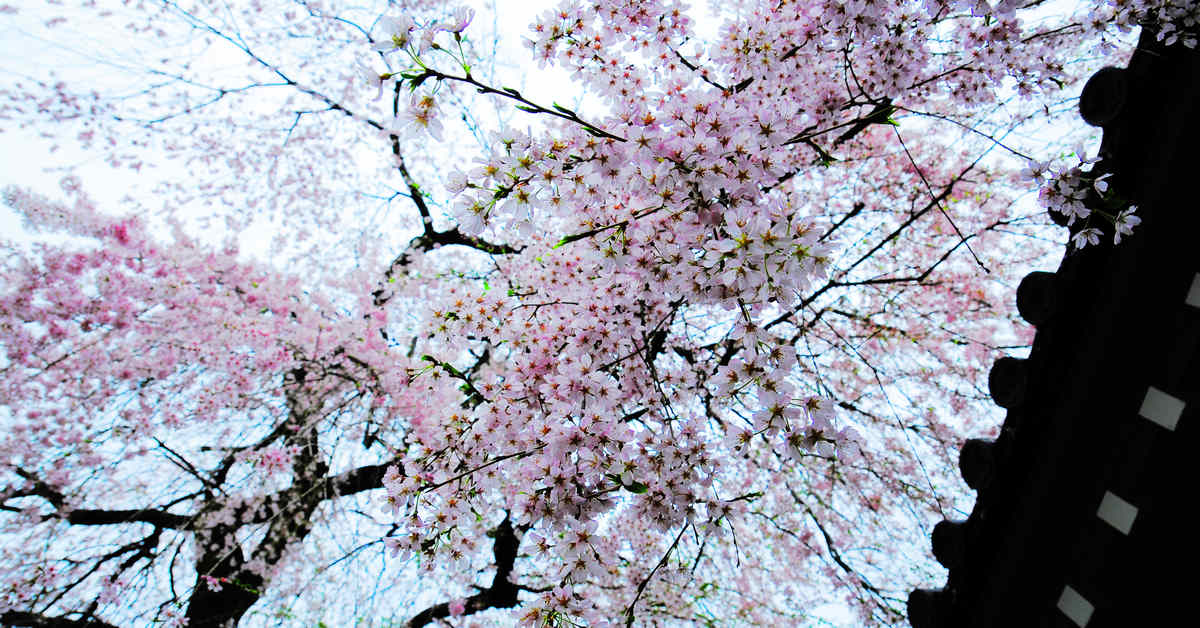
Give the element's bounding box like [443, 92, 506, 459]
[1025, 152, 1141, 249]
[344, 0, 1167, 621]
[1104, 0, 1200, 48]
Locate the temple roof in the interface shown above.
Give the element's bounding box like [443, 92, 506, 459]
[907, 31, 1200, 628]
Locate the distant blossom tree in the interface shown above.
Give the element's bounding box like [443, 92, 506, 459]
[0, 0, 1194, 626]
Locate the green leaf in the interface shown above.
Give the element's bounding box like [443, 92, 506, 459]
[514, 104, 539, 113]
[625, 481, 649, 494]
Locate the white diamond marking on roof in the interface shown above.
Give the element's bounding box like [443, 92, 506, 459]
[1186, 273, 1200, 309]
[1097, 491, 1138, 535]
[1139, 386, 1184, 431]
[1058, 585, 1094, 627]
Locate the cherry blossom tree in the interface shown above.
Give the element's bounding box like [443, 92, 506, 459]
[1, 0, 1193, 626]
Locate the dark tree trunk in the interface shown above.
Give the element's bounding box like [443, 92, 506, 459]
[184, 536, 264, 628]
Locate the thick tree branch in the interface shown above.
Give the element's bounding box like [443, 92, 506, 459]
[372, 227, 521, 306]
[325, 462, 391, 497]
[66, 508, 190, 529]
[406, 515, 525, 628]
[185, 383, 323, 626]
[0, 611, 117, 628]
[4, 470, 191, 529]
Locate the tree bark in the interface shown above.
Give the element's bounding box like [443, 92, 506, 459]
[406, 516, 524, 628]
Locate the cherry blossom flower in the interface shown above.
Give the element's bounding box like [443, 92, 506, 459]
[439, 7, 474, 34]
[359, 62, 394, 100]
[373, 15, 416, 53]
[1071, 227, 1103, 249]
[402, 93, 444, 140]
[1020, 159, 1049, 181]
[1114, 206, 1142, 244]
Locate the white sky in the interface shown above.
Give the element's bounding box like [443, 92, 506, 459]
[0, 0, 572, 234]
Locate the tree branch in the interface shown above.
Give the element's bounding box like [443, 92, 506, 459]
[66, 508, 190, 529]
[4, 470, 192, 529]
[0, 611, 117, 628]
[625, 523, 688, 627]
[403, 69, 625, 142]
[406, 515, 525, 627]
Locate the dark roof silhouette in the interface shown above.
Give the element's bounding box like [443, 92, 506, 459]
[907, 30, 1200, 628]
